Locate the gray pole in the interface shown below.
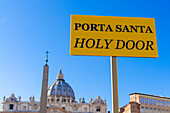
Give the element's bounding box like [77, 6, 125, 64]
[110, 56, 119, 113]
[40, 52, 49, 113]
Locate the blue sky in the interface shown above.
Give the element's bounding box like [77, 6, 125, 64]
[0, 0, 170, 112]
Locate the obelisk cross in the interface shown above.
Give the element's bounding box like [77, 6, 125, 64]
[45, 51, 49, 64]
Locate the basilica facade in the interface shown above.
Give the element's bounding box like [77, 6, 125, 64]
[1, 69, 107, 113]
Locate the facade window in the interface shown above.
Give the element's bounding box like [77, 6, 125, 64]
[57, 99, 59, 102]
[96, 106, 101, 112]
[148, 99, 152, 105]
[168, 102, 170, 107]
[141, 106, 144, 113]
[161, 100, 164, 106]
[140, 97, 144, 104]
[156, 100, 161, 106]
[23, 106, 26, 110]
[153, 99, 156, 105]
[132, 107, 135, 111]
[150, 108, 153, 113]
[84, 107, 87, 112]
[145, 98, 148, 104]
[145, 107, 148, 113]
[162, 109, 165, 113]
[158, 109, 161, 113]
[166, 110, 168, 113]
[154, 108, 156, 112]
[9, 104, 14, 110]
[33, 104, 37, 110]
[164, 101, 168, 107]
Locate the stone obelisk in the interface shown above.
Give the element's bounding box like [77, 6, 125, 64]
[40, 51, 49, 113]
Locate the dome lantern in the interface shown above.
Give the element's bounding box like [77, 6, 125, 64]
[57, 69, 64, 80]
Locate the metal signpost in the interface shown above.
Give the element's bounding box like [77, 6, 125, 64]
[111, 56, 119, 113]
[70, 15, 158, 113]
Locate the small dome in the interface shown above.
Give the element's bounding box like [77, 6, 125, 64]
[47, 69, 75, 99]
[93, 96, 104, 104]
[97, 96, 100, 99]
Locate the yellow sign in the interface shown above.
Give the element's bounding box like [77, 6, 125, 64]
[70, 15, 158, 57]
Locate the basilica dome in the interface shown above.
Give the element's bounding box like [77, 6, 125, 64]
[47, 69, 75, 99]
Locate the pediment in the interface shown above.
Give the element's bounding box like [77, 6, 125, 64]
[47, 106, 69, 113]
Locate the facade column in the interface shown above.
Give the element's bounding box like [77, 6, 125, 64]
[60, 96, 62, 104]
[70, 97, 72, 104]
